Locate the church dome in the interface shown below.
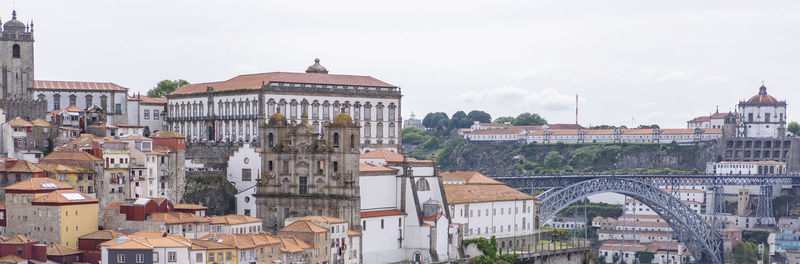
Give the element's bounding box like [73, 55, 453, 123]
[332, 112, 353, 126]
[3, 11, 26, 34]
[746, 84, 780, 104]
[305, 58, 329, 74]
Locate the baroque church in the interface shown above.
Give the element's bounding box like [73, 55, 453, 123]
[255, 103, 361, 233]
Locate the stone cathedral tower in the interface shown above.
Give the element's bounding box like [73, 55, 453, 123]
[0, 10, 34, 100]
[255, 106, 361, 233]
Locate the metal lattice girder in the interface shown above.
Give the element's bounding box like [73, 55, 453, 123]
[756, 185, 774, 222]
[537, 178, 723, 264]
[496, 174, 800, 191]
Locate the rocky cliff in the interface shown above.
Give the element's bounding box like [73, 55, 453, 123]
[438, 141, 718, 175]
[182, 171, 238, 215]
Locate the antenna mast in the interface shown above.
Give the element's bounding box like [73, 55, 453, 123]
[575, 94, 579, 125]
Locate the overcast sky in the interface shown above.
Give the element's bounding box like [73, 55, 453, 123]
[14, 0, 800, 128]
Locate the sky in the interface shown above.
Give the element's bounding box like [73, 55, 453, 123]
[13, 0, 800, 128]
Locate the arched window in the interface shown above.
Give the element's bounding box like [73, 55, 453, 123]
[12, 44, 20, 58]
[333, 133, 339, 148]
[268, 133, 274, 147]
[417, 178, 430, 191]
[350, 134, 355, 149]
[53, 94, 61, 110]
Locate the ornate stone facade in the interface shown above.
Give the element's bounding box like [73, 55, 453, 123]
[255, 107, 361, 233]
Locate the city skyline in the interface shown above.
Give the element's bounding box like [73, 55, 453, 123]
[13, 0, 800, 128]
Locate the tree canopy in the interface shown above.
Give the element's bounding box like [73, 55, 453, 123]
[732, 241, 758, 264]
[422, 112, 449, 131]
[789, 121, 800, 136]
[513, 112, 547, 126]
[467, 110, 492, 124]
[147, 79, 190, 98]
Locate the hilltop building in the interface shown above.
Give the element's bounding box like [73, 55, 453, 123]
[166, 58, 402, 152]
[736, 84, 787, 138]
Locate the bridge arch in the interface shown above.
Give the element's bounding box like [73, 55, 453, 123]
[537, 178, 722, 263]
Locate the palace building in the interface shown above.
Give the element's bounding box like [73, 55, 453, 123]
[254, 108, 361, 233]
[166, 59, 402, 152]
[736, 84, 787, 138]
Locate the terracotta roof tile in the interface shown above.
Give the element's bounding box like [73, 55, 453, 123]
[358, 163, 398, 173]
[127, 95, 167, 104]
[441, 171, 503, 185]
[444, 184, 533, 204]
[291, 215, 347, 224]
[1, 235, 37, 244]
[0, 255, 26, 262]
[7, 117, 33, 127]
[150, 131, 185, 138]
[34, 80, 129, 92]
[468, 127, 527, 135]
[4, 178, 72, 192]
[103, 201, 124, 210]
[7, 160, 44, 173]
[687, 116, 711, 123]
[32, 190, 98, 205]
[210, 214, 261, 225]
[191, 238, 234, 250]
[170, 72, 396, 95]
[360, 210, 406, 218]
[79, 230, 128, 240]
[31, 118, 51, 127]
[150, 212, 209, 224]
[47, 244, 82, 256]
[279, 220, 327, 233]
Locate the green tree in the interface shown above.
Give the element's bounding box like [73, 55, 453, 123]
[732, 241, 758, 264]
[147, 79, 189, 98]
[422, 112, 449, 131]
[467, 110, 492, 124]
[450, 111, 468, 130]
[493, 116, 515, 124]
[513, 112, 547, 126]
[789, 121, 800, 136]
[544, 151, 562, 169]
[401, 127, 426, 145]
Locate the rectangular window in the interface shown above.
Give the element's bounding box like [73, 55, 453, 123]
[70, 96, 77, 106]
[354, 107, 360, 120]
[196, 253, 203, 262]
[377, 107, 383, 121]
[299, 177, 308, 195]
[365, 108, 371, 120]
[154, 110, 159, 120]
[242, 168, 251, 181]
[168, 251, 177, 262]
[291, 104, 297, 119]
[153, 252, 159, 262]
[323, 105, 330, 119]
[117, 254, 126, 263]
[389, 108, 395, 121]
[333, 161, 339, 172]
[226, 252, 232, 261]
[144, 110, 150, 120]
[136, 254, 144, 263]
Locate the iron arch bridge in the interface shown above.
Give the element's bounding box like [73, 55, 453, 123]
[537, 178, 723, 263]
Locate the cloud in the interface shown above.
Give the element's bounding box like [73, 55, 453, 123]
[461, 86, 576, 111]
[633, 102, 659, 109]
[655, 71, 691, 82]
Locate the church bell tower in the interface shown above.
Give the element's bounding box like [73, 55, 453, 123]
[0, 10, 35, 100]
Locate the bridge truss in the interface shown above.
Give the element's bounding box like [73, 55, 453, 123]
[494, 174, 800, 263]
[537, 178, 723, 263]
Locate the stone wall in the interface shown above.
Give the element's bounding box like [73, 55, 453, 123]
[0, 99, 46, 120]
[182, 171, 237, 215]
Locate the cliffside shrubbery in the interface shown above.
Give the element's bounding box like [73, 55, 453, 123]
[182, 174, 238, 215]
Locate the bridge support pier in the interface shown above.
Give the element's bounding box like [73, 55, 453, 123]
[756, 185, 774, 226]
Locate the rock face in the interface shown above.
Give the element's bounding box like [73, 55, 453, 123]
[182, 171, 237, 215]
[438, 141, 718, 175]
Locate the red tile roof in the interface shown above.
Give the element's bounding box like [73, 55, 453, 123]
[748, 93, 780, 104]
[687, 116, 710, 123]
[128, 95, 168, 104]
[441, 171, 503, 185]
[170, 72, 396, 95]
[358, 163, 398, 173]
[360, 210, 406, 218]
[468, 127, 527, 135]
[4, 178, 73, 192]
[34, 80, 129, 92]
